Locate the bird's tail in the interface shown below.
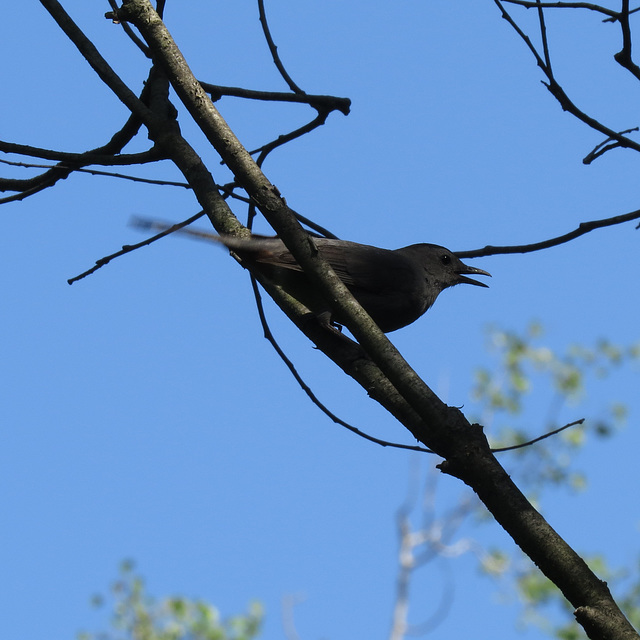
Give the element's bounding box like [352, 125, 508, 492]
[129, 216, 282, 254]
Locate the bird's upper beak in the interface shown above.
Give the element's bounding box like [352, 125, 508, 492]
[456, 264, 491, 288]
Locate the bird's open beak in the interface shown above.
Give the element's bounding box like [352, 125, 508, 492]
[457, 265, 491, 288]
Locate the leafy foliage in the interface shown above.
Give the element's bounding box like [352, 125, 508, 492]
[472, 323, 638, 493]
[78, 562, 263, 640]
[469, 325, 640, 638]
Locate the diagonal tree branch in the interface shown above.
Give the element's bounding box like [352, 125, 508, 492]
[104, 4, 639, 639]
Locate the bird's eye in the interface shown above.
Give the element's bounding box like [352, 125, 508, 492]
[440, 254, 451, 265]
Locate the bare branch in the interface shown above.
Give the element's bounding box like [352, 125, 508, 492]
[0, 140, 163, 166]
[200, 82, 351, 115]
[41, 0, 158, 124]
[40, 3, 640, 637]
[492, 419, 585, 453]
[0, 158, 190, 189]
[105, 0, 151, 56]
[613, 0, 640, 80]
[457, 207, 640, 258]
[494, 0, 640, 155]
[536, 0, 552, 71]
[67, 210, 207, 284]
[603, 5, 640, 22]
[391, 465, 472, 640]
[583, 127, 640, 163]
[0, 173, 63, 205]
[0, 141, 164, 204]
[257, 0, 304, 94]
[250, 111, 333, 161]
[249, 276, 433, 454]
[0, 50, 168, 205]
[501, 0, 619, 18]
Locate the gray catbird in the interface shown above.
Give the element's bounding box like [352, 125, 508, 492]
[220, 236, 490, 332]
[132, 218, 491, 333]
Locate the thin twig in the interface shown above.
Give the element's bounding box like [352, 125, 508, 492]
[257, 0, 304, 94]
[249, 111, 332, 158]
[604, 5, 640, 23]
[249, 276, 433, 453]
[0, 140, 163, 165]
[199, 82, 350, 115]
[288, 211, 338, 239]
[501, 0, 619, 18]
[492, 419, 585, 452]
[457, 207, 640, 258]
[133, 209, 338, 241]
[106, 0, 151, 56]
[494, 0, 640, 154]
[536, 0, 552, 71]
[0, 176, 61, 205]
[128, 214, 422, 452]
[67, 210, 206, 284]
[583, 127, 640, 163]
[41, 0, 155, 123]
[612, 0, 640, 81]
[0, 158, 190, 188]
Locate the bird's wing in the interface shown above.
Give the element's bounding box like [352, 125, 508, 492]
[232, 237, 418, 293]
[323, 241, 419, 293]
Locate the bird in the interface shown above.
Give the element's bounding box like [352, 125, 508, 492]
[132, 218, 491, 333]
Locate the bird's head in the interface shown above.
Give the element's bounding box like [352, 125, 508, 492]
[402, 244, 491, 291]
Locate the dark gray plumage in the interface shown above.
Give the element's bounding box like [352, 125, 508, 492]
[131, 218, 491, 333]
[219, 235, 491, 332]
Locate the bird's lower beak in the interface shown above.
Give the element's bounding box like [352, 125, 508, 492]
[457, 265, 491, 288]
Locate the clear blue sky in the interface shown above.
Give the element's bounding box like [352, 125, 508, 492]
[1, 2, 639, 639]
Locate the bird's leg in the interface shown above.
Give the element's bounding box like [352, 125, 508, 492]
[313, 310, 363, 345]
